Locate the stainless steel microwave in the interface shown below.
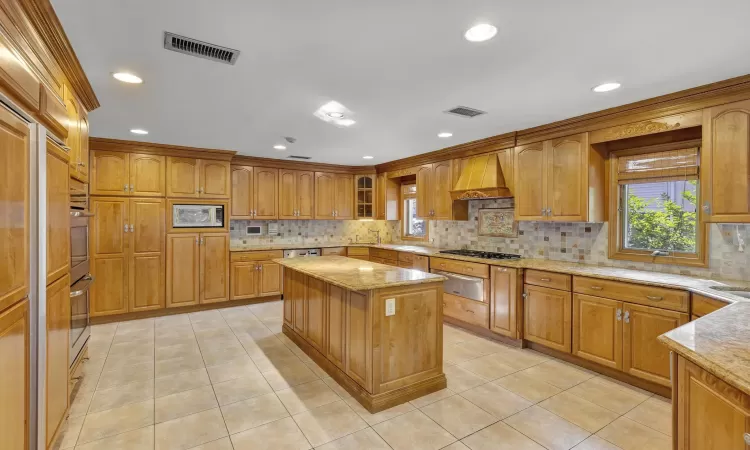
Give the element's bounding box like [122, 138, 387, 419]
[172, 204, 225, 228]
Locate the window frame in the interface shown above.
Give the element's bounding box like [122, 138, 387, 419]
[401, 183, 429, 242]
[607, 140, 708, 267]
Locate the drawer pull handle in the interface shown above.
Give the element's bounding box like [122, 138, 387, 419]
[590, 286, 603, 291]
[465, 309, 475, 314]
[646, 295, 663, 301]
[540, 277, 551, 282]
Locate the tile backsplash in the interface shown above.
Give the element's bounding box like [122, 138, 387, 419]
[230, 198, 750, 281]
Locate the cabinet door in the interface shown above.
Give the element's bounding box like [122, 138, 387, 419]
[376, 173, 386, 220]
[200, 160, 231, 199]
[129, 199, 165, 312]
[230, 262, 258, 300]
[0, 107, 29, 313]
[253, 167, 278, 219]
[702, 99, 750, 223]
[416, 164, 433, 218]
[572, 294, 622, 370]
[513, 143, 546, 221]
[432, 161, 454, 220]
[283, 268, 293, 327]
[78, 108, 89, 181]
[200, 233, 229, 304]
[47, 142, 70, 285]
[346, 291, 371, 389]
[297, 171, 315, 219]
[305, 277, 326, 352]
[355, 174, 375, 219]
[292, 271, 306, 336]
[166, 234, 200, 307]
[166, 157, 200, 198]
[0, 299, 28, 450]
[64, 90, 81, 175]
[326, 284, 347, 371]
[490, 267, 518, 338]
[258, 261, 282, 296]
[230, 165, 253, 219]
[130, 154, 165, 197]
[91, 150, 130, 196]
[315, 172, 335, 219]
[278, 169, 297, 219]
[623, 303, 687, 387]
[546, 133, 588, 221]
[523, 285, 571, 353]
[46, 274, 70, 447]
[90, 198, 129, 316]
[334, 174, 354, 220]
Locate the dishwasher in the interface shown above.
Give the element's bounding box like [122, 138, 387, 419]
[432, 270, 485, 302]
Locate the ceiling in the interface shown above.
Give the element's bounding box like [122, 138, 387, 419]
[52, 0, 750, 165]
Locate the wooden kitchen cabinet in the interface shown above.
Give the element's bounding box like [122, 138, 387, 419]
[701, 99, 750, 223]
[79, 108, 90, 181]
[414, 160, 466, 220]
[326, 284, 347, 371]
[283, 268, 294, 327]
[490, 267, 519, 338]
[46, 140, 70, 285]
[230, 262, 258, 300]
[230, 250, 282, 300]
[572, 294, 623, 370]
[64, 88, 82, 179]
[91, 150, 130, 196]
[231, 165, 253, 218]
[279, 169, 314, 219]
[523, 284, 572, 353]
[416, 164, 433, 219]
[258, 261, 282, 296]
[199, 233, 229, 304]
[128, 199, 165, 312]
[230, 165, 279, 219]
[514, 142, 546, 221]
[167, 157, 230, 199]
[290, 269, 306, 335]
[130, 154, 166, 197]
[355, 174, 375, 219]
[315, 172, 353, 219]
[46, 274, 69, 449]
[0, 298, 29, 450]
[334, 173, 354, 219]
[200, 160, 231, 199]
[305, 276, 326, 352]
[90, 198, 129, 316]
[166, 234, 201, 307]
[376, 173, 399, 220]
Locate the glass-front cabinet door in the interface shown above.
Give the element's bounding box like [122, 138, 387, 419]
[355, 174, 375, 219]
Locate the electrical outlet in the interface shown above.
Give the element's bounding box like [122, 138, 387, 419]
[385, 298, 396, 316]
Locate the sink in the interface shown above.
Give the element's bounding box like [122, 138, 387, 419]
[709, 286, 750, 299]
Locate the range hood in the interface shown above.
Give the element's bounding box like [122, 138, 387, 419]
[450, 153, 513, 200]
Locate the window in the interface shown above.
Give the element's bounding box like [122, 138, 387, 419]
[609, 144, 707, 266]
[402, 183, 427, 240]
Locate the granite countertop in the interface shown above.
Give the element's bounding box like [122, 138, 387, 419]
[274, 255, 446, 291]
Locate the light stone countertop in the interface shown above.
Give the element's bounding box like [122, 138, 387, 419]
[274, 255, 446, 291]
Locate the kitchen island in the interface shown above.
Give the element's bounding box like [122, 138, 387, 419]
[278, 256, 447, 412]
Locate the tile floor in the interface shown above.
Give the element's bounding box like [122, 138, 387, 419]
[55, 301, 673, 450]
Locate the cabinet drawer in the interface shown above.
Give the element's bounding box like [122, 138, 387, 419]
[398, 252, 414, 263]
[573, 276, 689, 313]
[430, 257, 489, 279]
[525, 270, 571, 291]
[347, 247, 370, 256]
[691, 294, 726, 317]
[371, 248, 398, 260]
[370, 256, 386, 265]
[321, 247, 347, 256]
[231, 250, 283, 262]
[443, 292, 489, 328]
[397, 261, 413, 269]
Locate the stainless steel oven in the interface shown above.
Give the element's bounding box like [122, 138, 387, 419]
[70, 179, 93, 365]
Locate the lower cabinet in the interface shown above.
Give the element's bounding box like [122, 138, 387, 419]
[572, 294, 623, 370]
[523, 284, 572, 353]
[230, 252, 283, 300]
[490, 267, 519, 338]
[46, 275, 70, 448]
[166, 233, 229, 307]
[200, 233, 230, 304]
[305, 277, 326, 352]
[443, 292, 489, 328]
[0, 298, 29, 450]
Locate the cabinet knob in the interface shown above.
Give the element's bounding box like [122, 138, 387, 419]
[702, 203, 711, 213]
[624, 311, 630, 323]
[129, 184, 134, 192]
[646, 295, 663, 301]
[123, 224, 128, 233]
[743, 433, 750, 445]
[616, 308, 622, 321]
[540, 277, 551, 282]
[123, 184, 128, 192]
[590, 286, 603, 290]
[129, 224, 134, 232]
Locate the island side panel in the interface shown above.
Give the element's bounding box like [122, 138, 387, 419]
[305, 276, 327, 353]
[326, 284, 347, 371]
[346, 290, 373, 391]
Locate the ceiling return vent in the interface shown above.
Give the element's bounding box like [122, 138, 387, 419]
[163, 32, 240, 65]
[288, 155, 311, 160]
[444, 106, 487, 118]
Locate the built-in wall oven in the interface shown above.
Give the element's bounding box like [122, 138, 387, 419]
[70, 179, 93, 365]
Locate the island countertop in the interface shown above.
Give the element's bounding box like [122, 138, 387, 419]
[274, 255, 446, 291]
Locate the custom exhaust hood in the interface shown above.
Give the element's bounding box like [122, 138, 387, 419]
[450, 153, 513, 200]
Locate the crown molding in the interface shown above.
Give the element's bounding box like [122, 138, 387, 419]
[90, 137, 237, 161]
[232, 155, 374, 174]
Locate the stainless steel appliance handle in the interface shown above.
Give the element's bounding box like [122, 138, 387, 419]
[433, 270, 484, 283]
[70, 275, 95, 297]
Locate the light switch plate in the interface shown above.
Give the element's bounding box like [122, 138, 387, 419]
[385, 298, 396, 316]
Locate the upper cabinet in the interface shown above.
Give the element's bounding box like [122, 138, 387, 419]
[230, 165, 278, 219]
[91, 150, 165, 197]
[414, 160, 467, 220]
[315, 172, 353, 220]
[376, 173, 399, 220]
[167, 157, 229, 199]
[39, 85, 68, 141]
[701, 99, 750, 223]
[513, 133, 604, 222]
[63, 87, 89, 182]
[355, 175, 375, 219]
[200, 160, 231, 199]
[279, 169, 313, 220]
[130, 154, 166, 197]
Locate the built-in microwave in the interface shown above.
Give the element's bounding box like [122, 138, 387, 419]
[172, 204, 225, 228]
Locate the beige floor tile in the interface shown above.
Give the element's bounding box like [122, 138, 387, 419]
[409, 387, 456, 409]
[77, 399, 154, 444]
[191, 319, 229, 333]
[460, 382, 532, 419]
[344, 396, 415, 425]
[155, 314, 192, 328]
[518, 360, 595, 390]
[53, 415, 85, 449]
[186, 437, 233, 450]
[206, 357, 260, 384]
[155, 354, 206, 377]
[102, 352, 154, 371]
[102, 341, 152, 359]
[276, 379, 341, 415]
[154, 408, 228, 450]
[212, 372, 273, 405]
[230, 416, 310, 450]
[88, 380, 155, 413]
[302, 359, 329, 378]
[220, 392, 290, 434]
[155, 324, 194, 338]
[155, 385, 218, 423]
[155, 368, 211, 398]
[116, 318, 154, 332]
[315, 427, 391, 450]
[465, 337, 510, 356]
[444, 342, 486, 365]
[251, 347, 303, 372]
[156, 334, 197, 349]
[567, 377, 651, 415]
[503, 406, 590, 450]
[372, 410, 456, 450]
[624, 396, 672, 436]
[320, 377, 354, 400]
[443, 365, 488, 393]
[155, 342, 202, 362]
[420, 395, 498, 439]
[200, 344, 249, 367]
[540, 391, 620, 433]
[488, 346, 549, 371]
[262, 361, 319, 391]
[458, 353, 518, 380]
[461, 421, 545, 450]
[441, 443, 471, 450]
[596, 417, 670, 450]
[97, 361, 154, 390]
[68, 389, 94, 418]
[112, 330, 155, 345]
[74, 426, 154, 450]
[493, 372, 562, 403]
[291, 400, 368, 447]
[573, 435, 624, 449]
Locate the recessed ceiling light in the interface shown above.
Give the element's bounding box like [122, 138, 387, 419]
[438, 132, 453, 138]
[464, 24, 497, 42]
[363, 156, 374, 160]
[130, 129, 148, 135]
[113, 72, 143, 84]
[326, 111, 345, 119]
[338, 119, 356, 127]
[273, 145, 287, 150]
[592, 82, 621, 93]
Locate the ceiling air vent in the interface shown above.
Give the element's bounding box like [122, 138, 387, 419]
[288, 155, 311, 160]
[163, 32, 240, 65]
[444, 106, 487, 118]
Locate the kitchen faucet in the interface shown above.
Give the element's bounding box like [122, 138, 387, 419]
[368, 229, 381, 244]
